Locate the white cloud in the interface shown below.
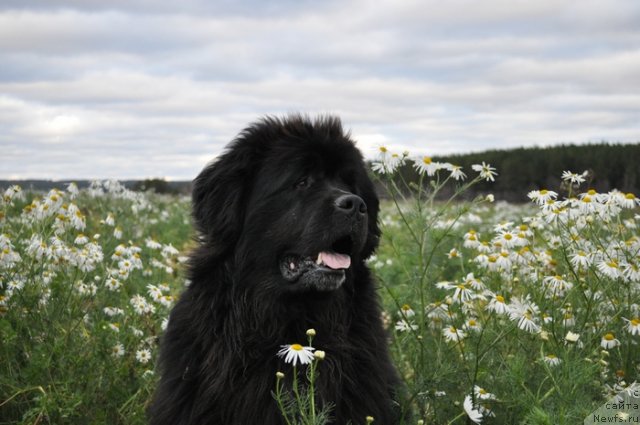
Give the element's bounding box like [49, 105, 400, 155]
[0, 0, 639, 179]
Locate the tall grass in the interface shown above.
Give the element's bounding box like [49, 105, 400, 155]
[0, 182, 192, 424]
[370, 150, 640, 424]
[1, 155, 639, 424]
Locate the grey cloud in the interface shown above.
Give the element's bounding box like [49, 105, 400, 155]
[1, 0, 639, 179]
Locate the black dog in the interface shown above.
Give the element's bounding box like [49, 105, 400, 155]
[148, 115, 400, 424]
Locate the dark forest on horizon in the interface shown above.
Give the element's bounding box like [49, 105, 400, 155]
[2, 142, 639, 202]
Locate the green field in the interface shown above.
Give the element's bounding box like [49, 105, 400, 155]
[1, 156, 640, 424]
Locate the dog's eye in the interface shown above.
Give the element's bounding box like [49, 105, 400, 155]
[295, 177, 311, 189]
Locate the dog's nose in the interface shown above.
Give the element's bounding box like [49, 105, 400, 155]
[335, 194, 367, 216]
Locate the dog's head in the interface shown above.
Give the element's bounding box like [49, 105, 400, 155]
[192, 115, 380, 292]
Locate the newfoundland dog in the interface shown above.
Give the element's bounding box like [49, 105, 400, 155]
[148, 115, 400, 424]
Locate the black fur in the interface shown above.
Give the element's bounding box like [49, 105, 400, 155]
[148, 115, 400, 425]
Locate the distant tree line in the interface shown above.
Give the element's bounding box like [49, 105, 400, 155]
[372, 142, 640, 202]
[3, 143, 638, 202]
[0, 179, 192, 194]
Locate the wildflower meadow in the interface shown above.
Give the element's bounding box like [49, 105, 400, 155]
[0, 182, 192, 423]
[1, 152, 640, 424]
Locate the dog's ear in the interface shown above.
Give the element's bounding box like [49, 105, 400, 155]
[192, 139, 258, 257]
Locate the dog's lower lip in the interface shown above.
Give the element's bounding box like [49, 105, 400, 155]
[281, 252, 350, 275]
[280, 254, 348, 289]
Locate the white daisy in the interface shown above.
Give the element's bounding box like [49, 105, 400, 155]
[413, 156, 442, 176]
[472, 162, 498, 182]
[442, 326, 466, 343]
[74, 233, 89, 245]
[622, 317, 640, 336]
[542, 275, 573, 297]
[111, 343, 125, 357]
[600, 333, 620, 350]
[486, 294, 509, 315]
[474, 385, 496, 401]
[622, 262, 640, 283]
[136, 348, 152, 364]
[570, 250, 592, 269]
[527, 189, 558, 206]
[452, 283, 475, 303]
[621, 193, 639, 209]
[565, 331, 580, 343]
[449, 165, 467, 181]
[561, 171, 586, 184]
[463, 318, 482, 333]
[399, 304, 415, 318]
[543, 354, 561, 367]
[277, 343, 315, 366]
[145, 238, 162, 249]
[395, 319, 419, 332]
[463, 395, 483, 424]
[597, 259, 621, 279]
[104, 213, 115, 226]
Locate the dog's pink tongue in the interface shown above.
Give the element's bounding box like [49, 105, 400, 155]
[319, 251, 351, 269]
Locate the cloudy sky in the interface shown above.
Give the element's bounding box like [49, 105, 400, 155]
[1, 0, 639, 180]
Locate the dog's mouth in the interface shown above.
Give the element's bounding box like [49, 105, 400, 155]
[279, 235, 354, 291]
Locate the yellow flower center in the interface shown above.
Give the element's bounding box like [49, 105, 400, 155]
[604, 333, 615, 341]
[496, 295, 505, 303]
[423, 156, 432, 165]
[546, 354, 557, 359]
[582, 196, 592, 203]
[631, 319, 640, 326]
[291, 344, 303, 351]
[540, 189, 548, 195]
[625, 193, 636, 200]
[468, 319, 477, 326]
[519, 224, 528, 231]
[504, 234, 512, 240]
[587, 189, 597, 195]
[379, 146, 388, 153]
[401, 304, 411, 311]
